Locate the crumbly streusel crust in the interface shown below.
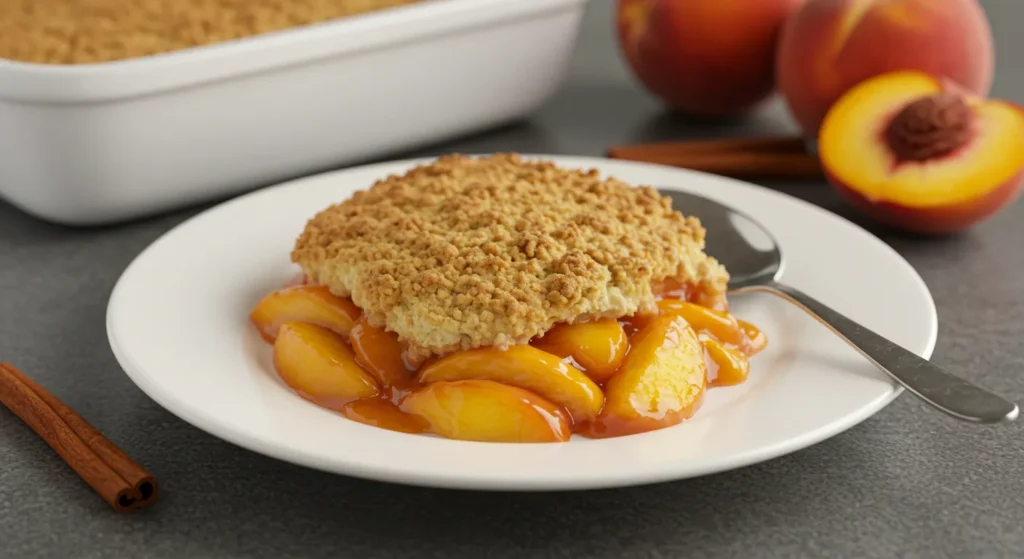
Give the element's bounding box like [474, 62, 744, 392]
[291, 153, 728, 359]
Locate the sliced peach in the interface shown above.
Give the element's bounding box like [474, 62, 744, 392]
[530, 318, 628, 384]
[624, 299, 741, 344]
[580, 313, 707, 439]
[399, 380, 571, 443]
[340, 399, 428, 434]
[273, 322, 380, 409]
[418, 345, 604, 423]
[819, 70, 1024, 234]
[349, 316, 417, 394]
[250, 285, 361, 343]
[738, 319, 768, 356]
[619, 312, 655, 338]
[702, 336, 750, 386]
[656, 299, 744, 347]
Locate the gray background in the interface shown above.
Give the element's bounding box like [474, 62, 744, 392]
[2, 0, 1023, 557]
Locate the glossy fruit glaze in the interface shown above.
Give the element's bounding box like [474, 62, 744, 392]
[249, 274, 766, 442]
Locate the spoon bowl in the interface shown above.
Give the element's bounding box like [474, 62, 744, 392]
[662, 190, 785, 290]
[659, 188, 1019, 424]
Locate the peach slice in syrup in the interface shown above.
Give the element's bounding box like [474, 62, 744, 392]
[418, 345, 604, 423]
[702, 336, 750, 387]
[400, 380, 571, 443]
[273, 322, 380, 409]
[580, 313, 707, 439]
[530, 318, 628, 384]
[656, 300, 745, 346]
[737, 319, 768, 355]
[250, 285, 360, 343]
[349, 316, 418, 393]
[340, 399, 428, 434]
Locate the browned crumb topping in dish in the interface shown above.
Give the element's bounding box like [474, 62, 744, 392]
[292, 153, 729, 360]
[0, 0, 425, 65]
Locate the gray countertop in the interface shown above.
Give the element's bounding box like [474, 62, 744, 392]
[2, 1, 1023, 557]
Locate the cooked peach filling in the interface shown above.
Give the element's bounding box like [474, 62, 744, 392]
[249, 275, 767, 442]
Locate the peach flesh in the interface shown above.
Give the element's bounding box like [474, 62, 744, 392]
[530, 318, 628, 384]
[819, 71, 1024, 234]
[617, 0, 804, 117]
[418, 345, 605, 423]
[777, 0, 995, 138]
[400, 380, 572, 443]
[580, 313, 707, 439]
[828, 172, 1024, 234]
[272, 322, 380, 409]
[249, 285, 360, 343]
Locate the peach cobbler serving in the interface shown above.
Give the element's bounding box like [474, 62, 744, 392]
[248, 154, 767, 442]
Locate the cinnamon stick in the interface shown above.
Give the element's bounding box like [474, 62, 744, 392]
[627, 151, 823, 179]
[607, 135, 824, 179]
[0, 363, 157, 512]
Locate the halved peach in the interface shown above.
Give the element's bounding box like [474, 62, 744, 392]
[819, 70, 1024, 234]
[273, 322, 380, 409]
[349, 316, 417, 394]
[702, 336, 750, 386]
[250, 285, 361, 343]
[340, 399, 428, 434]
[418, 345, 604, 423]
[399, 380, 572, 443]
[580, 313, 707, 439]
[530, 318, 628, 384]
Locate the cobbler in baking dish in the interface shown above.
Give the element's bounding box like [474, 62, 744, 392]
[0, 0, 425, 64]
[248, 154, 766, 442]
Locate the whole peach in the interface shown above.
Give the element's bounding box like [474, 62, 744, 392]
[617, 0, 805, 118]
[777, 0, 994, 138]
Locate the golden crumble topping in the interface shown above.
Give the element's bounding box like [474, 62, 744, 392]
[291, 153, 729, 359]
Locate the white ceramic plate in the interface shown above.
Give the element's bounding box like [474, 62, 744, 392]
[107, 155, 937, 491]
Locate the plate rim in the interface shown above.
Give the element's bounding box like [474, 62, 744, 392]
[106, 154, 937, 491]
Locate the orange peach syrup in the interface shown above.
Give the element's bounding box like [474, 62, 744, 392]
[250, 279, 766, 441]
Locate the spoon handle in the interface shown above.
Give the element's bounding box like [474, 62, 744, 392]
[750, 281, 1019, 423]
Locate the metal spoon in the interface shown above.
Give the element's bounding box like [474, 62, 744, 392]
[659, 188, 1019, 424]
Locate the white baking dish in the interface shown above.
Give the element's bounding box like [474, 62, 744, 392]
[0, 0, 590, 225]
